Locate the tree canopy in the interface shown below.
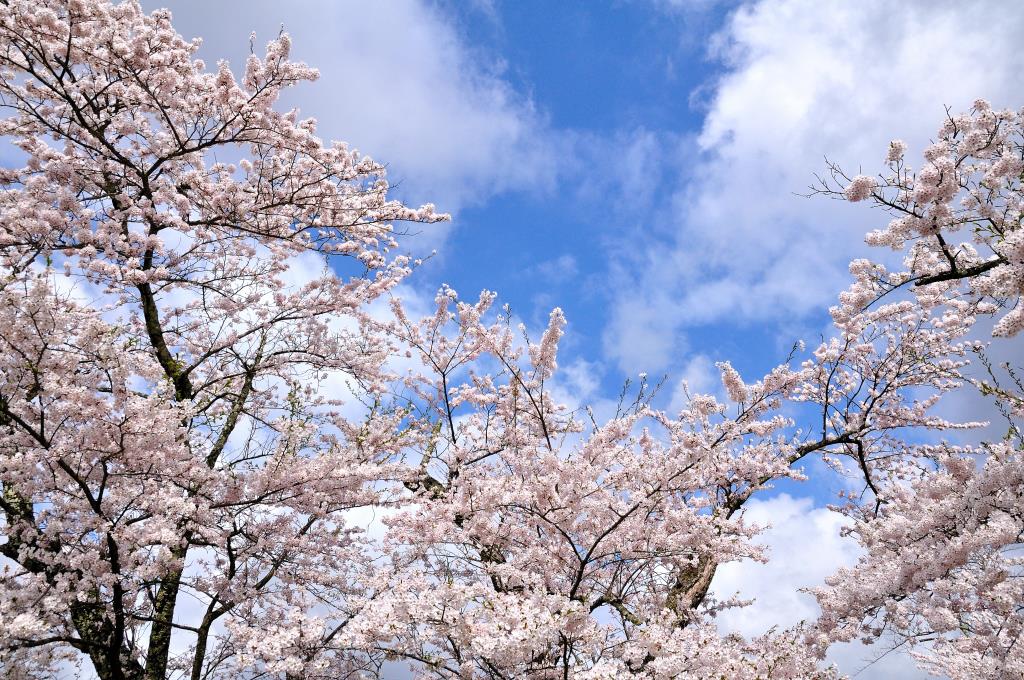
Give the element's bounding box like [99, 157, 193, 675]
[0, 2, 1021, 678]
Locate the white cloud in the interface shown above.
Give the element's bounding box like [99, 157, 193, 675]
[143, 0, 559, 226]
[712, 494, 857, 635]
[530, 253, 580, 284]
[557, 357, 601, 403]
[573, 127, 688, 218]
[605, 0, 1024, 373]
[711, 493, 931, 679]
[667, 353, 720, 413]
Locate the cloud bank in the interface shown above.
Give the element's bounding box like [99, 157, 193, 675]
[605, 0, 1024, 373]
[145, 0, 559, 223]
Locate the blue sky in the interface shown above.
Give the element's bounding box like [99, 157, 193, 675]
[139, 2, 1024, 676]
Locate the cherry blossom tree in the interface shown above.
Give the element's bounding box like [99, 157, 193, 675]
[350, 264, 993, 678]
[1, 1, 1021, 679]
[0, 1, 443, 677]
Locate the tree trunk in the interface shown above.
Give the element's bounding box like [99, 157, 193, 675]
[70, 601, 145, 680]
